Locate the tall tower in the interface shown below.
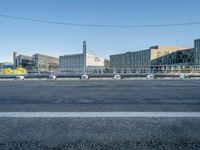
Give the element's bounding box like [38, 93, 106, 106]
[195, 39, 200, 67]
[83, 41, 87, 74]
[13, 51, 19, 68]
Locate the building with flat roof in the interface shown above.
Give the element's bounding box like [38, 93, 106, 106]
[151, 48, 194, 72]
[59, 53, 105, 73]
[110, 45, 193, 73]
[150, 46, 188, 62]
[59, 41, 105, 73]
[13, 52, 59, 71]
[59, 53, 84, 73]
[13, 52, 33, 70]
[86, 53, 104, 67]
[110, 49, 150, 73]
[86, 53, 105, 73]
[32, 53, 59, 71]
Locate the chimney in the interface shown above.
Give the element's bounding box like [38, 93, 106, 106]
[83, 41, 87, 74]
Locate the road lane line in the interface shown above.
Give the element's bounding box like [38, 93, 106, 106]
[0, 112, 199, 118]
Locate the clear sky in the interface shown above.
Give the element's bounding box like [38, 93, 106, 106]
[0, 0, 200, 62]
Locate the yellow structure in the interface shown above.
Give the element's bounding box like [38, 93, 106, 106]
[3, 68, 13, 75]
[15, 68, 27, 74]
[3, 68, 27, 75]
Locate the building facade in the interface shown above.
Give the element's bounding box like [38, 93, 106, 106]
[86, 53, 105, 73]
[59, 53, 105, 73]
[86, 53, 104, 67]
[59, 54, 84, 73]
[32, 54, 59, 71]
[150, 46, 187, 63]
[110, 49, 151, 73]
[110, 46, 193, 73]
[150, 46, 194, 72]
[0, 63, 4, 74]
[151, 48, 194, 66]
[104, 59, 111, 69]
[13, 52, 59, 71]
[151, 48, 194, 72]
[14, 54, 33, 70]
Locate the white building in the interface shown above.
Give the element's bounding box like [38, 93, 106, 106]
[59, 53, 105, 73]
[86, 53, 104, 67]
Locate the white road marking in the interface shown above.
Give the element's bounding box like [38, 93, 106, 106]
[163, 84, 200, 86]
[0, 112, 199, 118]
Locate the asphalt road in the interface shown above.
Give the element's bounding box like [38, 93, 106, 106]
[0, 80, 200, 150]
[0, 80, 199, 112]
[0, 117, 200, 150]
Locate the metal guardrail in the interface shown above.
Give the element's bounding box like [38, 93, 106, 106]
[1, 73, 200, 80]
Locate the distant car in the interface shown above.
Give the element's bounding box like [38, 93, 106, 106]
[146, 74, 155, 80]
[15, 76, 25, 80]
[81, 74, 89, 80]
[114, 74, 121, 80]
[179, 73, 189, 80]
[48, 75, 57, 80]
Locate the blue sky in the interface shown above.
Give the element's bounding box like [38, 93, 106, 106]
[0, 0, 200, 62]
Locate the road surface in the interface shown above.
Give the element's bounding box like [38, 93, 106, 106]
[0, 80, 199, 149]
